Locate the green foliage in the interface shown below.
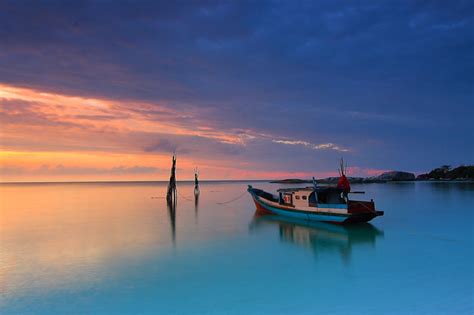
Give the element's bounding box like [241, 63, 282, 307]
[421, 165, 474, 180]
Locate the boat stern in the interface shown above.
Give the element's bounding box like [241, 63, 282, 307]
[346, 200, 384, 223]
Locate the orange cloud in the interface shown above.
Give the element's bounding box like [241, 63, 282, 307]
[0, 83, 353, 182]
[0, 83, 262, 181]
[0, 83, 250, 145]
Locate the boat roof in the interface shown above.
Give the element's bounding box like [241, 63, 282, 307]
[277, 187, 313, 192]
[277, 186, 344, 193]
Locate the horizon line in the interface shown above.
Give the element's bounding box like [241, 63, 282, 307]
[0, 179, 275, 184]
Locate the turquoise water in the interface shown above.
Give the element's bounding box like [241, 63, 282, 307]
[1, 181, 473, 314]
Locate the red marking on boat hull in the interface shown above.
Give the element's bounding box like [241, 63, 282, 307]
[253, 198, 273, 215]
[348, 200, 375, 214]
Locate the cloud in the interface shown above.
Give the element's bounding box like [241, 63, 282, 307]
[0, 165, 161, 176]
[0, 84, 259, 151]
[272, 139, 350, 152]
[0, 1, 472, 179]
[144, 139, 180, 154]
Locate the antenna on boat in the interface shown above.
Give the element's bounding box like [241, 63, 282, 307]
[339, 157, 345, 176]
[312, 176, 318, 189]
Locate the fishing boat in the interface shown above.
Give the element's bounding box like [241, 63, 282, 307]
[247, 160, 384, 224]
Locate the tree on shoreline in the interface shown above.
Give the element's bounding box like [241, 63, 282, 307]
[418, 165, 474, 180]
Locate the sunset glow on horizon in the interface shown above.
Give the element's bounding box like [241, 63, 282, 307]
[0, 1, 472, 181]
[0, 83, 357, 182]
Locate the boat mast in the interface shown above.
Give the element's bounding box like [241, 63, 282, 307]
[337, 157, 351, 201]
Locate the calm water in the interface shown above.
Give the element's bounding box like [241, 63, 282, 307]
[1, 181, 473, 314]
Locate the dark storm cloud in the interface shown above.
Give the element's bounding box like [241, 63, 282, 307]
[0, 0, 473, 172]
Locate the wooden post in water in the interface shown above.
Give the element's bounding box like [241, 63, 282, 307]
[166, 154, 177, 205]
[194, 167, 200, 198]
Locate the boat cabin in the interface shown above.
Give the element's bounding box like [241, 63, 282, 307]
[277, 187, 346, 209]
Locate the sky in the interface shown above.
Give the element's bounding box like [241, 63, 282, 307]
[0, 0, 473, 182]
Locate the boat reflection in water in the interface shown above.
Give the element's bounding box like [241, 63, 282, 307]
[250, 213, 384, 263]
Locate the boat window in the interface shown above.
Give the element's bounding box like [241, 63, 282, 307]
[302, 196, 307, 200]
[295, 195, 300, 200]
[283, 193, 292, 205]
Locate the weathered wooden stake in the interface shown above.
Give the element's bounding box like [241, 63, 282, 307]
[166, 154, 177, 205]
[194, 167, 200, 197]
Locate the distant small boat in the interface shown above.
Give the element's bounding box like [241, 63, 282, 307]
[247, 185, 383, 224]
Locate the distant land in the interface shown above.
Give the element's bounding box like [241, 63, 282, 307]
[270, 165, 474, 184]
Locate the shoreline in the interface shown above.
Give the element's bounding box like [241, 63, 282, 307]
[270, 178, 474, 184]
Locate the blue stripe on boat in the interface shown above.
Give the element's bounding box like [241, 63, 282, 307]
[318, 204, 347, 209]
[257, 198, 348, 223]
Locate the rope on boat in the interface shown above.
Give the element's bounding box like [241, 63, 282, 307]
[216, 191, 248, 205]
[177, 190, 194, 202]
[356, 201, 374, 212]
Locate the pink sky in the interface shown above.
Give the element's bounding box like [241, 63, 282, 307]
[1, 83, 389, 182]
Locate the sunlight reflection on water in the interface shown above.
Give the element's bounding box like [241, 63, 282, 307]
[0, 181, 473, 314]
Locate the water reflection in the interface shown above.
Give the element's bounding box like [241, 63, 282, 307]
[0, 183, 170, 299]
[167, 200, 176, 245]
[250, 213, 384, 264]
[429, 181, 474, 192]
[194, 194, 199, 223]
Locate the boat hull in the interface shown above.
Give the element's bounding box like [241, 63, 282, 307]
[251, 197, 348, 223]
[249, 188, 382, 224]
